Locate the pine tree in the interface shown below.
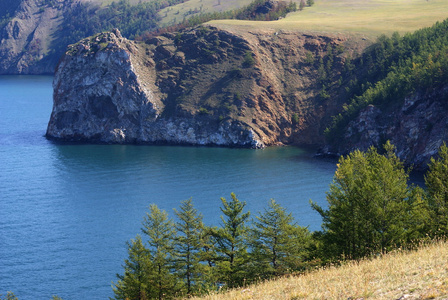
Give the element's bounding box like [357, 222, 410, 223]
[213, 193, 250, 288]
[141, 204, 177, 300]
[250, 199, 311, 277]
[173, 198, 208, 296]
[112, 235, 152, 300]
[311, 142, 423, 260]
[425, 143, 448, 236]
[299, 0, 305, 11]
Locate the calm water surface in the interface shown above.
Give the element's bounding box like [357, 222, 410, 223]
[0, 76, 336, 299]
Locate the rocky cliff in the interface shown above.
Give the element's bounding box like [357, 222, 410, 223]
[324, 85, 448, 169]
[46, 26, 354, 147]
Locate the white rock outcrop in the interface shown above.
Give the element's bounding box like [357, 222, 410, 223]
[46, 30, 264, 148]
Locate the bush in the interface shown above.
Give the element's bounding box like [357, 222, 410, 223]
[243, 51, 255, 67]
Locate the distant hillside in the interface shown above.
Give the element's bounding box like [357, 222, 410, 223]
[158, 0, 254, 26]
[191, 241, 448, 300]
[2, 0, 448, 74]
[321, 18, 448, 169]
[0, 0, 187, 74]
[0, 0, 296, 74]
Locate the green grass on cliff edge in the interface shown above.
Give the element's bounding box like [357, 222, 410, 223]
[209, 0, 448, 36]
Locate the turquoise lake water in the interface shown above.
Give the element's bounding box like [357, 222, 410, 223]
[0, 75, 337, 299]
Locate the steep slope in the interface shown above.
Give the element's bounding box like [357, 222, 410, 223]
[191, 241, 448, 300]
[46, 26, 355, 147]
[0, 0, 70, 74]
[0, 0, 186, 74]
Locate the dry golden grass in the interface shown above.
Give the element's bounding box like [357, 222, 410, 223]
[192, 241, 448, 300]
[82, 0, 448, 37]
[210, 0, 448, 37]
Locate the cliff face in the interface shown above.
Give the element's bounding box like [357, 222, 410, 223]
[325, 86, 448, 169]
[46, 26, 352, 148]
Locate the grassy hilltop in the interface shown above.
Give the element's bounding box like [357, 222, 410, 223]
[2, 0, 448, 74]
[83, 0, 448, 36]
[209, 0, 448, 36]
[191, 241, 448, 300]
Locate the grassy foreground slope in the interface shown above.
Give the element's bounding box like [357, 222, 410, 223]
[192, 241, 448, 300]
[210, 0, 448, 36]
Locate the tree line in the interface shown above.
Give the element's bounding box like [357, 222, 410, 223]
[112, 142, 448, 299]
[112, 195, 312, 299]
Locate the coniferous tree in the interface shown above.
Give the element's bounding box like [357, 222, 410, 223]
[250, 199, 311, 278]
[141, 204, 177, 300]
[425, 143, 448, 237]
[311, 142, 424, 260]
[112, 235, 152, 300]
[213, 193, 250, 288]
[173, 198, 208, 296]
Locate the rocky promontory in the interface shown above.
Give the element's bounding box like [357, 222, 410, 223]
[46, 26, 352, 148]
[46, 24, 448, 167]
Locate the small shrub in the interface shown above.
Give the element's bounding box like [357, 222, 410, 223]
[198, 107, 210, 115]
[229, 68, 243, 78]
[292, 113, 300, 124]
[305, 51, 314, 64]
[234, 92, 242, 101]
[243, 51, 255, 67]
